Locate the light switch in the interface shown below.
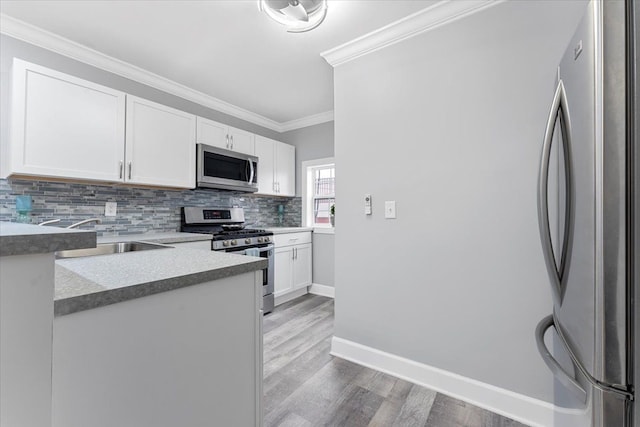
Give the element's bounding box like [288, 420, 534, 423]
[364, 194, 372, 215]
[105, 202, 117, 217]
[385, 201, 396, 219]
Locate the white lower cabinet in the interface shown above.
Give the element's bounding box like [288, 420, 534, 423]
[273, 232, 312, 304]
[52, 271, 263, 427]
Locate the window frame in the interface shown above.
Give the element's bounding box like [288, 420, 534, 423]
[302, 157, 335, 230]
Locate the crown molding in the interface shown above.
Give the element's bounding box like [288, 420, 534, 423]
[321, 0, 506, 67]
[279, 110, 334, 133]
[1, 13, 333, 132]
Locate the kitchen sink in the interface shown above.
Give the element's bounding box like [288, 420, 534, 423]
[55, 241, 170, 259]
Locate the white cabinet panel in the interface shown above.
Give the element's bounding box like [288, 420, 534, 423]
[125, 96, 196, 188]
[292, 243, 312, 289]
[255, 136, 275, 194]
[196, 117, 255, 155]
[276, 142, 296, 197]
[6, 59, 125, 181]
[196, 117, 228, 149]
[274, 247, 293, 295]
[273, 231, 312, 304]
[255, 135, 295, 197]
[228, 126, 255, 156]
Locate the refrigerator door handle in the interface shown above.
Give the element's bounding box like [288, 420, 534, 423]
[536, 315, 634, 402]
[535, 315, 588, 403]
[537, 79, 574, 305]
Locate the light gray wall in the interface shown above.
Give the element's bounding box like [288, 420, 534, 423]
[312, 233, 335, 287]
[0, 34, 282, 154]
[333, 0, 587, 404]
[280, 121, 334, 197]
[281, 122, 335, 288]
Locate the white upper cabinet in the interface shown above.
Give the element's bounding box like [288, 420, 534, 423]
[254, 136, 276, 194]
[275, 142, 295, 197]
[5, 59, 126, 181]
[125, 96, 196, 188]
[196, 117, 255, 155]
[254, 135, 295, 197]
[4, 60, 196, 189]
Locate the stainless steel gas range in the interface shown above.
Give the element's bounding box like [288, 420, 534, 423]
[180, 207, 274, 314]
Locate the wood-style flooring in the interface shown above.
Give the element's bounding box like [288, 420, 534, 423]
[263, 294, 529, 427]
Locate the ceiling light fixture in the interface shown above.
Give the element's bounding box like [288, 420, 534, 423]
[259, 0, 328, 33]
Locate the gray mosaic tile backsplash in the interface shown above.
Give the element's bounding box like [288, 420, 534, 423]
[0, 178, 301, 236]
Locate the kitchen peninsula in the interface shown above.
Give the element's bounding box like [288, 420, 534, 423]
[0, 222, 266, 427]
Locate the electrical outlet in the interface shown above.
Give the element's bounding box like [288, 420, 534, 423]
[105, 202, 117, 217]
[385, 201, 396, 219]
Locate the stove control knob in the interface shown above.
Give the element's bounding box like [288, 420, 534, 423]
[257, 237, 264, 243]
[245, 238, 251, 244]
[264, 237, 271, 243]
[222, 241, 230, 247]
[231, 240, 237, 246]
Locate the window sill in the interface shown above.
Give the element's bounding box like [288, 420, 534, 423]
[313, 227, 335, 235]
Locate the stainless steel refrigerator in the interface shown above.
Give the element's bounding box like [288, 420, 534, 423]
[534, 1, 637, 426]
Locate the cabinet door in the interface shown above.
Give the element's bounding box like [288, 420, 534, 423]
[254, 136, 276, 195]
[125, 96, 196, 188]
[7, 59, 126, 181]
[276, 142, 296, 197]
[274, 247, 293, 296]
[228, 127, 255, 155]
[196, 117, 229, 150]
[292, 243, 312, 289]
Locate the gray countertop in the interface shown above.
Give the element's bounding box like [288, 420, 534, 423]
[2, 224, 263, 316]
[0, 222, 96, 257]
[55, 247, 266, 316]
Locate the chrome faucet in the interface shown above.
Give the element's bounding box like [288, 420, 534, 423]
[66, 218, 102, 229]
[37, 219, 61, 226]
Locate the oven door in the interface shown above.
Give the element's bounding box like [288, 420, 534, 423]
[224, 244, 274, 297]
[197, 144, 258, 192]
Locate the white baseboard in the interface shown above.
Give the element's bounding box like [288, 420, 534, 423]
[330, 336, 555, 427]
[274, 287, 308, 306]
[307, 283, 335, 298]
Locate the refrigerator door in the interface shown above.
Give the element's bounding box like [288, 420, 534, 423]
[537, 0, 596, 380]
[536, 1, 633, 426]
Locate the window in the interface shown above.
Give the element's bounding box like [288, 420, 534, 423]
[302, 158, 335, 228]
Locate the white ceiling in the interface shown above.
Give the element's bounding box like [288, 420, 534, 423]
[0, 0, 438, 128]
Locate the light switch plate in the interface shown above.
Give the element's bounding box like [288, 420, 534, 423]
[365, 194, 372, 215]
[105, 202, 117, 217]
[385, 201, 396, 219]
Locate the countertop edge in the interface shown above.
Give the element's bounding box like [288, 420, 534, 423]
[54, 258, 267, 317]
[0, 223, 96, 257]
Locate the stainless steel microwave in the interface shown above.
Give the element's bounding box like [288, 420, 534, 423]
[196, 143, 258, 192]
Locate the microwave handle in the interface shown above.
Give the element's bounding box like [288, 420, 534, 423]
[248, 159, 255, 184]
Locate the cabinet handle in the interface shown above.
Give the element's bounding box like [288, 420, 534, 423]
[119, 161, 123, 179]
[295, 248, 298, 260]
[128, 162, 132, 180]
[231, 135, 234, 150]
[292, 248, 295, 260]
[226, 134, 229, 149]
